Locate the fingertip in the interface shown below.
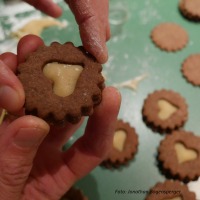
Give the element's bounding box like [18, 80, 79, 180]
[96, 46, 109, 64]
[49, 6, 63, 18]
[24, 0, 62, 18]
[0, 86, 24, 113]
[0, 60, 25, 113]
[13, 117, 49, 149]
[86, 86, 121, 134]
[7, 115, 50, 135]
[0, 53, 18, 72]
[98, 86, 121, 115]
[79, 18, 109, 64]
[17, 35, 44, 63]
[83, 39, 108, 64]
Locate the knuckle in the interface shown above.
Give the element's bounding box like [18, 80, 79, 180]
[0, 159, 31, 187]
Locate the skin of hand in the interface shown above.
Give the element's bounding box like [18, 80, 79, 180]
[24, 0, 110, 64]
[0, 35, 121, 200]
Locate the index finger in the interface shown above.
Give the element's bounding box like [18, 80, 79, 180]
[24, 0, 62, 18]
[17, 34, 44, 64]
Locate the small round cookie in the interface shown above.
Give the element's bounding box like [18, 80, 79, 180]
[179, 0, 200, 21]
[150, 22, 189, 51]
[17, 42, 105, 124]
[61, 187, 88, 200]
[142, 89, 188, 133]
[158, 130, 200, 181]
[181, 54, 200, 86]
[145, 180, 196, 200]
[101, 119, 138, 168]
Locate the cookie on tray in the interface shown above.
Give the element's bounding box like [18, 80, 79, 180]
[61, 187, 88, 200]
[179, 0, 200, 21]
[150, 22, 188, 52]
[145, 180, 196, 200]
[181, 54, 200, 86]
[158, 130, 200, 181]
[101, 119, 138, 168]
[142, 89, 188, 133]
[17, 42, 105, 125]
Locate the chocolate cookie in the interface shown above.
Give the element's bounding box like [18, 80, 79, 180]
[61, 187, 88, 200]
[101, 119, 138, 168]
[142, 89, 188, 133]
[158, 130, 200, 181]
[17, 42, 105, 124]
[179, 0, 200, 21]
[150, 22, 188, 51]
[181, 54, 200, 86]
[145, 180, 196, 200]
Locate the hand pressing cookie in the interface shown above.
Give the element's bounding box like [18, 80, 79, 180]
[101, 119, 138, 168]
[142, 89, 188, 133]
[0, 34, 121, 200]
[17, 42, 105, 124]
[158, 130, 200, 181]
[145, 180, 196, 200]
[150, 22, 188, 52]
[179, 0, 200, 21]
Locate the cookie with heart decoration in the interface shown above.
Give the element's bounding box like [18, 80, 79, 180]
[145, 180, 196, 200]
[158, 130, 200, 181]
[142, 89, 188, 133]
[101, 119, 138, 168]
[17, 42, 105, 125]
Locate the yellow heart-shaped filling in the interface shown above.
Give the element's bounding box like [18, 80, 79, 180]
[174, 142, 198, 164]
[113, 129, 127, 152]
[43, 62, 83, 97]
[158, 99, 178, 120]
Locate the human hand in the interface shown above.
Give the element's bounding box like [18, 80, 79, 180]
[0, 35, 120, 200]
[24, 0, 110, 64]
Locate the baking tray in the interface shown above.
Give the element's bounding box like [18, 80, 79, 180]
[0, 0, 200, 199]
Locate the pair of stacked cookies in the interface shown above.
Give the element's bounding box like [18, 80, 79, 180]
[17, 42, 105, 124]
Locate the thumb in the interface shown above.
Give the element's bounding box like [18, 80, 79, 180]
[0, 116, 49, 200]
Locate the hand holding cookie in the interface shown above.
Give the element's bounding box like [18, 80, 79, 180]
[0, 35, 121, 200]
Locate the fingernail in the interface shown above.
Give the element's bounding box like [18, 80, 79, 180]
[14, 128, 48, 148]
[0, 86, 21, 112]
[95, 41, 108, 64]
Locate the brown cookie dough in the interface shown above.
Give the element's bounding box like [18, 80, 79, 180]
[181, 54, 200, 86]
[101, 119, 138, 168]
[17, 42, 105, 124]
[150, 22, 189, 51]
[179, 0, 200, 21]
[61, 187, 88, 200]
[142, 89, 188, 133]
[145, 180, 196, 200]
[158, 130, 200, 181]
